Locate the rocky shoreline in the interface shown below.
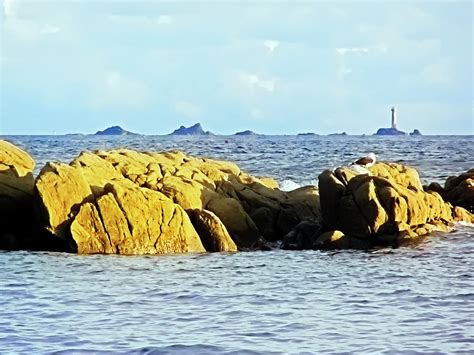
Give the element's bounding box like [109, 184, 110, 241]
[0, 139, 472, 254]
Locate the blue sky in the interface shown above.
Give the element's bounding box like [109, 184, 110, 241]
[1, 0, 472, 135]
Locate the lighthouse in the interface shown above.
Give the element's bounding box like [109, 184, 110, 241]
[391, 106, 397, 129]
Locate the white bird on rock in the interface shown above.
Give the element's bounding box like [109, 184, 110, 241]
[351, 152, 377, 168]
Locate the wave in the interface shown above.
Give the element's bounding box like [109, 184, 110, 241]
[280, 179, 317, 192]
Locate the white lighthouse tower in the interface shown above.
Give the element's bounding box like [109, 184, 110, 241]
[391, 106, 397, 129]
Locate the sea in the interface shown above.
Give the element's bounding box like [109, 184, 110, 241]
[0, 134, 473, 354]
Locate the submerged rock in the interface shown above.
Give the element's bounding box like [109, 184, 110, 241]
[281, 220, 322, 250]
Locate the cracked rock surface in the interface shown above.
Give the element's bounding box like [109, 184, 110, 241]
[1, 140, 65, 250]
[426, 169, 474, 214]
[35, 148, 320, 254]
[318, 162, 472, 247]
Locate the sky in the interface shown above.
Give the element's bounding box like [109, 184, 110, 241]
[0, 0, 472, 135]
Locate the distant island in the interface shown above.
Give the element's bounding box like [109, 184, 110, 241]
[88, 114, 425, 137]
[169, 123, 213, 135]
[297, 132, 318, 136]
[374, 107, 421, 136]
[234, 130, 257, 136]
[94, 126, 138, 136]
[375, 128, 407, 136]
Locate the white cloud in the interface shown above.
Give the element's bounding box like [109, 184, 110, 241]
[40, 24, 60, 35]
[374, 43, 389, 53]
[264, 40, 280, 53]
[108, 14, 173, 27]
[250, 107, 264, 119]
[90, 71, 150, 109]
[3, 0, 60, 39]
[156, 15, 172, 25]
[239, 72, 276, 92]
[3, 0, 16, 18]
[174, 100, 202, 118]
[420, 63, 453, 85]
[335, 47, 369, 54]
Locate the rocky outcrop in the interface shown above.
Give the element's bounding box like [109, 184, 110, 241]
[191, 209, 238, 252]
[0, 140, 64, 250]
[169, 123, 212, 135]
[315, 162, 469, 249]
[2, 139, 470, 254]
[328, 132, 348, 136]
[281, 220, 321, 250]
[234, 130, 257, 136]
[0, 140, 35, 249]
[375, 128, 407, 136]
[427, 169, 474, 213]
[409, 129, 422, 136]
[94, 126, 138, 136]
[34, 149, 320, 254]
[69, 182, 204, 254]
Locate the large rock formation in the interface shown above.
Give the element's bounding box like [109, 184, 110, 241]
[2, 139, 470, 254]
[0, 140, 63, 250]
[426, 169, 474, 213]
[34, 149, 320, 254]
[0, 140, 36, 249]
[315, 162, 469, 249]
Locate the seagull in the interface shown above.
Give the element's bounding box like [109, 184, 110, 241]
[351, 153, 377, 168]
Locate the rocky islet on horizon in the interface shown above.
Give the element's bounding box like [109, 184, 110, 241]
[234, 130, 258, 136]
[169, 123, 213, 135]
[94, 123, 426, 137]
[94, 126, 138, 136]
[0, 139, 472, 254]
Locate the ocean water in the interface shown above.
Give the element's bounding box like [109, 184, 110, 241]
[0, 135, 473, 353]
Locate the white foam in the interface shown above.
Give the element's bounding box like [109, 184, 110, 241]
[280, 179, 317, 192]
[457, 221, 474, 228]
[280, 180, 302, 192]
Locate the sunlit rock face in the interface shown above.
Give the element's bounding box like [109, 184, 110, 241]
[34, 148, 320, 254]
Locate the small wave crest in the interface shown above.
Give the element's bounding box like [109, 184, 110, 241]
[280, 180, 301, 191]
[280, 179, 317, 191]
[457, 221, 474, 228]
